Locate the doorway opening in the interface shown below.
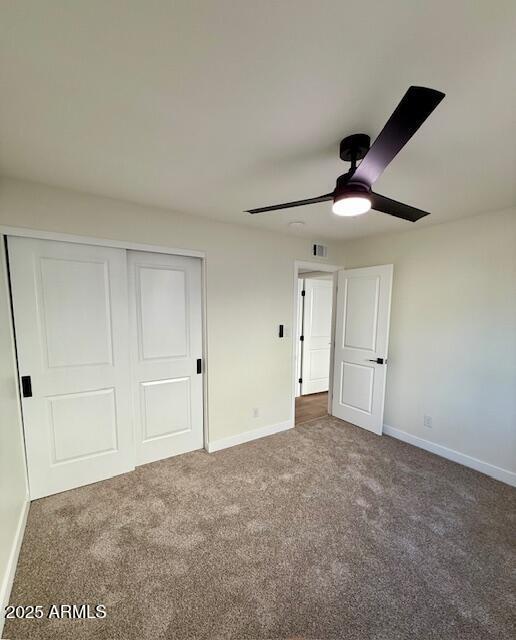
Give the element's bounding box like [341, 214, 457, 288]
[293, 261, 339, 427]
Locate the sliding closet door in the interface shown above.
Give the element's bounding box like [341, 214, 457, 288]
[128, 251, 203, 465]
[8, 237, 134, 499]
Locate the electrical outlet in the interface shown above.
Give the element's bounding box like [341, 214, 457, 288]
[253, 408, 259, 418]
[423, 415, 433, 429]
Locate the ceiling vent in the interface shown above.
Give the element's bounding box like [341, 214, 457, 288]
[312, 243, 328, 258]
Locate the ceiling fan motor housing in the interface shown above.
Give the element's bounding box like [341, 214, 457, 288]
[334, 172, 370, 201]
[339, 133, 371, 162]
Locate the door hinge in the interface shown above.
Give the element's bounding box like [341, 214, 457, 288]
[300, 335, 304, 341]
[298, 377, 303, 384]
[301, 290, 305, 297]
[21, 375, 32, 398]
[196, 358, 202, 374]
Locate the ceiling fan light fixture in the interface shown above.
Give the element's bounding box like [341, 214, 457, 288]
[332, 194, 371, 217]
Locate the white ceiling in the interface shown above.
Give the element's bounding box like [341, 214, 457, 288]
[1, 1, 515, 240]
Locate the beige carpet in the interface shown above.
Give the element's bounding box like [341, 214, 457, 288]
[5, 417, 516, 639]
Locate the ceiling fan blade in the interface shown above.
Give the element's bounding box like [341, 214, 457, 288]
[351, 86, 445, 187]
[371, 192, 430, 222]
[246, 193, 334, 214]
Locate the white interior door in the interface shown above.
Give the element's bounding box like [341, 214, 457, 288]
[128, 251, 203, 465]
[295, 278, 304, 398]
[331, 265, 393, 434]
[301, 278, 333, 395]
[8, 236, 134, 499]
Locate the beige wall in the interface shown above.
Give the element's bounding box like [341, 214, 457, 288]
[340, 208, 516, 475]
[0, 239, 28, 624]
[0, 177, 342, 445]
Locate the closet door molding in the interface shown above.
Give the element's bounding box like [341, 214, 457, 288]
[0, 225, 205, 259]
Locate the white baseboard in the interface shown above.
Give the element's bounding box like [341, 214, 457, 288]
[0, 496, 29, 637]
[383, 425, 516, 488]
[207, 419, 294, 453]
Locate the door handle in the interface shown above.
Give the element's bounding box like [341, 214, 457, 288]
[21, 375, 32, 397]
[367, 358, 386, 364]
[196, 359, 202, 374]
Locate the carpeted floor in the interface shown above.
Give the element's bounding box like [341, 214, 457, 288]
[5, 416, 516, 640]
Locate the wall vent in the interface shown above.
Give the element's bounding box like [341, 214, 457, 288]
[312, 243, 328, 258]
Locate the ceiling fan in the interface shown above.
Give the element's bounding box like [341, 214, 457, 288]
[246, 86, 445, 222]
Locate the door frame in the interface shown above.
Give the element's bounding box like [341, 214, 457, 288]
[0, 225, 210, 452]
[292, 260, 342, 424]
